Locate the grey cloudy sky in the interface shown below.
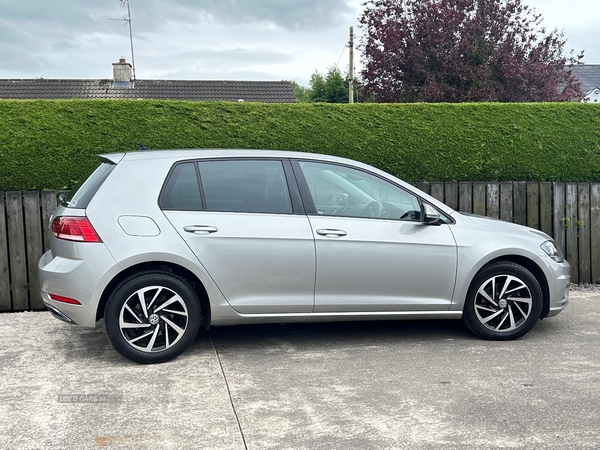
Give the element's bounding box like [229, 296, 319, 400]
[0, 0, 598, 86]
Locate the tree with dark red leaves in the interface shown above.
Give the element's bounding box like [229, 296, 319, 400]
[359, 0, 584, 102]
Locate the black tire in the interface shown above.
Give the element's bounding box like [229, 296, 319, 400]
[462, 261, 543, 340]
[105, 271, 201, 364]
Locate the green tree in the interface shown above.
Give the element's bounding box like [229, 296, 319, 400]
[291, 67, 361, 103]
[309, 71, 328, 102]
[309, 66, 350, 103]
[288, 80, 311, 103]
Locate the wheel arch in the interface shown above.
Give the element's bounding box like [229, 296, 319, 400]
[96, 261, 211, 328]
[474, 255, 550, 319]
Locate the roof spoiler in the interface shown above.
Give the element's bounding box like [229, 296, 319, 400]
[99, 153, 125, 164]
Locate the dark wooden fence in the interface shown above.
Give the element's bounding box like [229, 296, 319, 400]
[1, 191, 60, 312]
[1, 183, 599, 312]
[415, 181, 600, 285]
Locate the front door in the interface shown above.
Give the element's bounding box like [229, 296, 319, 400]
[295, 160, 457, 312]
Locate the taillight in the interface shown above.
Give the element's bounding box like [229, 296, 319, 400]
[51, 216, 102, 242]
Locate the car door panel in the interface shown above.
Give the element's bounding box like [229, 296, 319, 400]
[164, 211, 316, 314]
[162, 158, 316, 314]
[309, 216, 457, 312]
[294, 159, 458, 312]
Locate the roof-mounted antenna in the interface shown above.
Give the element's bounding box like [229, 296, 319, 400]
[108, 0, 137, 80]
[137, 143, 150, 151]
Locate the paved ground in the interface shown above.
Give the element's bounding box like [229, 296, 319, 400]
[0, 291, 599, 450]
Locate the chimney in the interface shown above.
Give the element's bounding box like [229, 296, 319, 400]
[112, 57, 132, 82]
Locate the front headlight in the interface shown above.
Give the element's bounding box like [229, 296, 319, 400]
[541, 240, 564, 263]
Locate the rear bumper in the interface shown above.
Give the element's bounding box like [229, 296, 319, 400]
[38, 246, 118, 328]
[44, 302, 78, 325]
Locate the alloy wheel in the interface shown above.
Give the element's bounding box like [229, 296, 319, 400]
[474, 275, 533, 333]
[119, 286, 189, 353]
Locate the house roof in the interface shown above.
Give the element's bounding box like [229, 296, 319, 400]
[0, 79, 296, 103]
[566, 64, 600, 93]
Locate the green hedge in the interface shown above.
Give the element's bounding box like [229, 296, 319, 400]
[0, 100, 599, 191]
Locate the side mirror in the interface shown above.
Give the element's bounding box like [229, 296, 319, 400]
[329, 193, 349, 206]
[423, 203, 443, 226]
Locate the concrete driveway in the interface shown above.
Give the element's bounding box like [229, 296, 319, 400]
[0, 290, 599, 450]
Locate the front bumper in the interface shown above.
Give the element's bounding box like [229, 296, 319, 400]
[546, 283, 570, 318]
[544, 259, 570, 318]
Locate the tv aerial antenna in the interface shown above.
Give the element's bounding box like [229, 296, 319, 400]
[108, 0, 137, 80]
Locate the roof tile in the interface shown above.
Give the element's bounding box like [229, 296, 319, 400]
[567, 64, 600, 93]
[0, 79, 296, 103]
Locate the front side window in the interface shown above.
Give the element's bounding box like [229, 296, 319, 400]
[198, 160, 293, 214]
[298, 161, 421, 220]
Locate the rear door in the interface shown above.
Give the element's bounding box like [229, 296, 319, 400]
[162, 158, 316, 314]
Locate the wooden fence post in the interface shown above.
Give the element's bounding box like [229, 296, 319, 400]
[431, 182, 444, 203]
[6, 192, 28, 310]
[500, 182, 513, 222]
[458, 182, 472, 213]
[527, 182, 540, 230]
[415, 182, 430, 195]
[444, 182, 458, 210]
[565, 183, 579, 283]
[513, 181, 527, 226]
[591, 184, 600, 284]
[41, 191, 58, 252]
[486, 182, 500, 218]
[539, 182, 552, 235]
[23, 192, 44, 309]
[553, 183, 566, 258]
[473, 182, 486, 216]
[0, 193, 11, 311]
[578, 184, 591, 284]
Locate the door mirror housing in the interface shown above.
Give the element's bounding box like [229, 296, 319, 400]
[423, 203, 444, 226]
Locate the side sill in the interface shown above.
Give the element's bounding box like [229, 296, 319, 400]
[238, 311, 462, 319]
[211, 311, 463, 326]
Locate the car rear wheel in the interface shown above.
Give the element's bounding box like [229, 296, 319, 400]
[105, 271, 201, 364]
[462, 261, 543, 340]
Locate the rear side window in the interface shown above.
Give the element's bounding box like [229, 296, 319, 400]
[160, 163, 202, 210]
[62, 162, 115, 209]
[198, 160, 293, 214]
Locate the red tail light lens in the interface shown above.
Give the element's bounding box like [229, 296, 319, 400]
[49, 294, 81, 305]
[51, 216, 102, 242]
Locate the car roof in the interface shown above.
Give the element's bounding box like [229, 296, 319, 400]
[100, 149, 358, 165]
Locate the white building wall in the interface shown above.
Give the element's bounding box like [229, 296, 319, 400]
[583, 88, 600, 103]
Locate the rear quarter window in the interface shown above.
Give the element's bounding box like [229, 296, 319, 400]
[62, 162, 115, 209]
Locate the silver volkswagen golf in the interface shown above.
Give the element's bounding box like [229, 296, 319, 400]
[39, 149, 570, 363]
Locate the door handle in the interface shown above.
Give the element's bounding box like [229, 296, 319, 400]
[183, 225, 218, 235]
[316, 228, 347, 238]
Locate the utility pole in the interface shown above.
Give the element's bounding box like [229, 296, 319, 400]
[348, 26, 354, 104]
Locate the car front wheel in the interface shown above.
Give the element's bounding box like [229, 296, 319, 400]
[462, 261, 543, 340]
[105, 271, 201, 364]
